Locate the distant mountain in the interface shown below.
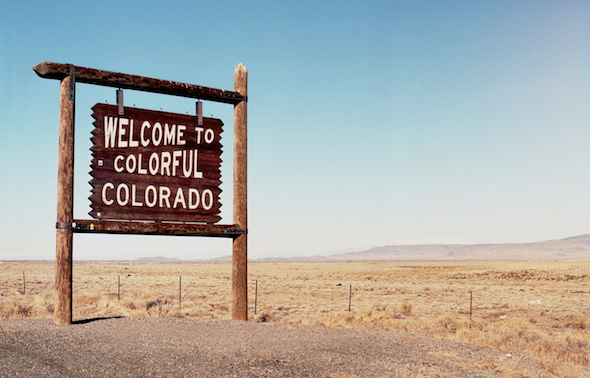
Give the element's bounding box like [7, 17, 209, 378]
[134, 256, 184, 263]
[326, 234, 590, 261]
[255, 255, 332, 262]
[128, 235, 590, 263]
[328, 244, 463, 261]
[442, 234, 590, 261]
[209, 255, 232, 263]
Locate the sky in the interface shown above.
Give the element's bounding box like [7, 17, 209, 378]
[1, 0, 589, 261]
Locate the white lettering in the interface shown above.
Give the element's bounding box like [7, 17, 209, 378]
[164, 124, 176, 145]
[102, 182, 114, 205]
[125, 154, 137, 174]
[173, 187, 187, 209]
[145, 185, 157, 207]
[159, 186, 171, 208]
[118, 118, 129, 148]
[117, 183, 129, 206]
[101, 184, 214, 211]
[195, 127, 204, 144]
[152, 122, 162, 146]
[182, 150, 193, 178]
[202, 189, 213, 210]
[104, 118, 191, 149]
[188, 188, 199, 209]
[205, 128, 214, 144]
[161, 152, 171, 176]
[137, 154, 147, 174]
[129, 120, 139, 147]
[172, 150, 182, 177]
[114, 155, 125, 173]
[149, 153, 159, 175]
[177, 125, 186, 145]
[131, 184, 142, 206]
[104, 117, 118, 148]
[114, 151, 206, 178]
[194, 150, 203, 179]
[140, 121, 151, 147]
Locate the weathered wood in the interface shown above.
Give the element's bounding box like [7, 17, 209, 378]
[72, 219, 246, 238]
[55, 76, 75, 325]
[89, 104, 223, 223]
[37, 61, 250, 325]
[33, 62, 246, 105]
[232, 63, 248, 321]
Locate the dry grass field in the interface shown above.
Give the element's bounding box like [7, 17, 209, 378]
[1, 260, 589, 377]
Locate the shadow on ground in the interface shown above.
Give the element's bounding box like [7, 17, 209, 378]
[73, 316, 124, 325]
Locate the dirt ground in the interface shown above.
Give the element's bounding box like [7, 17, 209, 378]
[0, 317, 555, 378]
[1, 260, 589, 377]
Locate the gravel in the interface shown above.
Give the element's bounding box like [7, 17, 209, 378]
[0, 317, 555, 377]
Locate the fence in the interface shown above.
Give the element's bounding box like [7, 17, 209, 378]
[1, 266, 499, 322]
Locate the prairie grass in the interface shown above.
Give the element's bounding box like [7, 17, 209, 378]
[1, 260, 589, 376]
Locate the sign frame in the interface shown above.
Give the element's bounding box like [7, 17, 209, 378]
[33, 62, 248, 324]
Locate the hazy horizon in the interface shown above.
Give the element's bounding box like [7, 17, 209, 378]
[2, 233, 588, 262]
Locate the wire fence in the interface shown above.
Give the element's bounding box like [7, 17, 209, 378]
[2, 268, 490, 320]
[2, 263, 589, 325]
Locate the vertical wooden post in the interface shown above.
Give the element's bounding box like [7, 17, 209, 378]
[469, 291, 473, 320]
[232, 63, 248, 321]
[348, 285, 352, 311]
[254, 279, 258, 315]
[55, 74, 75, 325]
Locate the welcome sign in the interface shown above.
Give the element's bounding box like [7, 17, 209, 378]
[89, 103, 223, 223]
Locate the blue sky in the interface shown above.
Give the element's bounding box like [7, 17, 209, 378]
[1, 0, 589, 260]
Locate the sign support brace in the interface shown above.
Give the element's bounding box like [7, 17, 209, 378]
[232, 63, 248, 321]
[55, 74, 75, 325]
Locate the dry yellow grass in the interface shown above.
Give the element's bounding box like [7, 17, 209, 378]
[1, 260, 589, 377]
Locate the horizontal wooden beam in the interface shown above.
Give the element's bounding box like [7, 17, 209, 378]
[33, 62, 246, 105]
[71, 219, 247, 238]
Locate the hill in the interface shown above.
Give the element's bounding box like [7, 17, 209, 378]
[133, 256, 184, 263]
[327, 234, 590, 261]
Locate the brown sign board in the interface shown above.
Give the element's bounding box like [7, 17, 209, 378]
[89, 103, 223, 223]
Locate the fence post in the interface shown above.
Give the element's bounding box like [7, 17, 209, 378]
[254, 279, 258, 315]
[348, 285, 352, 311]
[179, 276, 182, 310]
[469, 291, 473, 320]
[22, 271, 25, 295]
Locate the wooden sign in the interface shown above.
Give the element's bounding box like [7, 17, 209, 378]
[35, 62, 247, 324]
[89, 103, 223, 223]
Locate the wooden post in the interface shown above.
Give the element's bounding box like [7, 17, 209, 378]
[254, 279, 258, 315]
[348, 285, 352, 311]
[232, 63, 248, 321]
[55, 74, 75, 325]
[470, 291, 473, 320]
